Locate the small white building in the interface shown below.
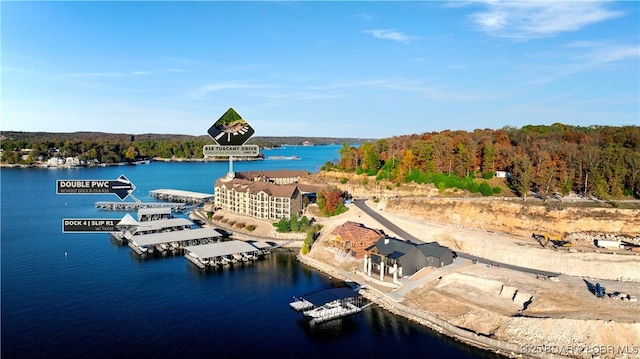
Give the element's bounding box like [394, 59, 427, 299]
[65, 157, 81, 167]
[495, 171, 511, 178]
[47, 157, 65, 166]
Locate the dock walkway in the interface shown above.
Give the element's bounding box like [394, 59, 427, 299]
[149, 189, 214, 204]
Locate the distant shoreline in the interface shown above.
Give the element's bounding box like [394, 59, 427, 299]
[0, 157, 264, 168]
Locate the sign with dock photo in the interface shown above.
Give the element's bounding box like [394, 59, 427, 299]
[207, 107, 255, 146]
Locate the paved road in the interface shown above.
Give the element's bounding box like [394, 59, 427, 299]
[352, 198, 559, 278]
[352, 199, 423, 244]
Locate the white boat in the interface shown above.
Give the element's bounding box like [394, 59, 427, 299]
[303, 301, 343, 318]
[242, 253, 255, 261]
[303, 301, 361, 321]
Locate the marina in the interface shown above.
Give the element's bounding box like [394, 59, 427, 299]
[2, 147, 500, 359]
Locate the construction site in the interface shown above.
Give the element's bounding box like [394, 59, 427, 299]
[295, 177, 640, 359]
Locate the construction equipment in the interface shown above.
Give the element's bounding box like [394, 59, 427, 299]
[532, 233, 573, 249]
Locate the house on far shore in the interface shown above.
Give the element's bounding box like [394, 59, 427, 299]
[364, 237, 454, 283]
[331, 221, 385, 259]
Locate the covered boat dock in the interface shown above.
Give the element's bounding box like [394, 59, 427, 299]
[137, 207, 172, 221]
[134, 218, 194, 235]
[183, 240, 267, 269]
[128, 228, 224, 255]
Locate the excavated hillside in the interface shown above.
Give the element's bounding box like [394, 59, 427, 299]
[384, 198, 640, 238]
[305, 171, 640, 238]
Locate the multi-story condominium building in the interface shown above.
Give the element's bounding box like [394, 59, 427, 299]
[214, 170, 312, 220]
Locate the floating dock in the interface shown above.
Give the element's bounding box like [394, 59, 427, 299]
[96, 201, 187, 212]
[290, 287, 365, 324]
[149, 189, 214, 204]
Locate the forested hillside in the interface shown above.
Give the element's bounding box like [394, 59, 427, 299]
[0, 131, 371, 164]
[323, 124, 640, 200]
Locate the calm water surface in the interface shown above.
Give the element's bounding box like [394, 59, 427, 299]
[1, 146, 503, 358]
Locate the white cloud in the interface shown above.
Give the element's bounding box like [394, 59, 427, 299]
[188, 81, 275, 99]
[362, 29, 419, 44]
[566, 41, 639, 64]
[352, 12, 374, 21]
[524, 42, 639, 84]
[56, 72, 126, 78]
[468, 1, 623, 38]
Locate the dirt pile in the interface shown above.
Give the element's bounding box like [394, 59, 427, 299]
[404, 268, 640, 359]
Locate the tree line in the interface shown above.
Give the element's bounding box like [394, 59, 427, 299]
[0, 131, 373, 164]
[322, 124, 640, 200]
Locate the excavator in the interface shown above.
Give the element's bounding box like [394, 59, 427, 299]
[532, 233, 573, 249]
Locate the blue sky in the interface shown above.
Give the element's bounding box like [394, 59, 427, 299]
[2, 1, 638, 138]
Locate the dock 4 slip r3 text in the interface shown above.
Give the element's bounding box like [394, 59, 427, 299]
[57, 181, 111, 194]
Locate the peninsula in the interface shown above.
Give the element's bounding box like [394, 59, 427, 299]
[196, 169, 639, 359]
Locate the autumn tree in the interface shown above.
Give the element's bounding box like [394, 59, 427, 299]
[317, 187, 347, 217]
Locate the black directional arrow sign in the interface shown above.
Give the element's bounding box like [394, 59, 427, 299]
[56, 174, 136, 201]
[109, 175, 136, 200]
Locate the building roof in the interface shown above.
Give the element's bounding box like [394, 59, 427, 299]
[117, 213, 139, 227]
[367, 237, 453, 260]
[131, 228, 223, 246]
[300, 287, 360, 306]
[184, 240, 260, 258]
[137, 207, 172, 216]
[297, 183, 326, 194]
[249, 241, 272, 249]
[331, 221, 384, 243]
[369, 237, 417, 257]
[215, 178, 299, 198]
[135, 218, 193, 233]
[417, 242, 453, 258]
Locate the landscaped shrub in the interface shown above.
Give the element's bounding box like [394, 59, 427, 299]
[235, 222, 245, 228]
[478, 181, 493, 196]
[482, 172, 494, 180]
[245, 225, 256, 232]
[213, 215, 223, 221]
[340, 178, 348, 184]
[207, 211, 213, 219]
[227, 220, 235, 226]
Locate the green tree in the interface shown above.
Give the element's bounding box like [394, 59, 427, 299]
[273, 217, 291, 232]
[510, 152, 533, 198]
[289, 213, 299, 232]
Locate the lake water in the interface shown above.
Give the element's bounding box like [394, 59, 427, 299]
[1, 145, 503, 358]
